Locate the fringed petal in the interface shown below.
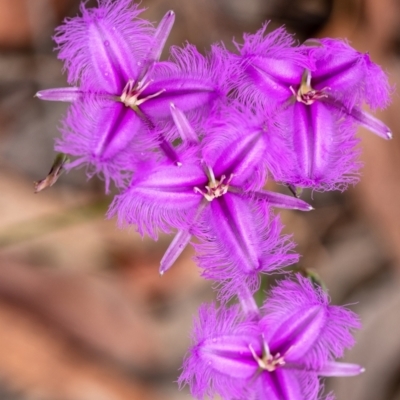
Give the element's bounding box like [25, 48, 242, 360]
[139, 44, 233, 123]
[109, 162, 206, 238]
[240, 56, 302, 106]
[261, 275, 360, 370]
[256, 369, 316, 400]
[55, 0, 154, 92]
[206, 129, 268, 191]
[199, 337, 258, 380]
[203, 116, 268, 190]
[312, 38, 391, 110]
[237, 24, 309, 64]
[292, 101, 333, 181]
[56, 97, 149, 190]
[233, 23, 311, 108]
[201, 105, 291, 190]
[196, 194, 298, 301]
[179, 303, 260, 400]
[285, 101, 361, 191]
[139, 77, 217, 118]
[268, 305, 327, 360]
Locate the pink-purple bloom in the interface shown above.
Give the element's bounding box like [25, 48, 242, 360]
[109, 113, 311, 295]
[37, 0, 157, 189]
[180, 275, 363, 400]
[36, 0, 232, 190]
[233, 25, 392, 191]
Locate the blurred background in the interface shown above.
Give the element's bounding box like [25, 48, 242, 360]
[0, 0, 400, 399]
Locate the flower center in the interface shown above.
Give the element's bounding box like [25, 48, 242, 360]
[249, 339, 286, 372]
[291, 69, 329, 105]
[120, 78, 165, 110]
[194, 166, 234, 202]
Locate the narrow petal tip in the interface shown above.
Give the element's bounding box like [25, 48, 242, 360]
[34, 91, 46, 99]
[344, 106, 393, 140]
[252, 190, 313, 212]
[294, 199, 314, 212]
[35, 87, 81, 102]
[160, 230, 191, 275]
[149, 9, 176, 63]
[319, 361, 365, 377]
[169, 103, 199, 144]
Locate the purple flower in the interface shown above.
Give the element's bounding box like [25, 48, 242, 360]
[233, 26, 392, 190]
[279, 39, 391, 190]
[35, 0, 160, 188]
[179, 275, 363, 400]
[109, 111, 311, 296]
[232, 23, 313, 108]
[36, 1, 232, 189]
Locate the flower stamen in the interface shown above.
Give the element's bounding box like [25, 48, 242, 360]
[194, 168, 234, 201]
[120, 78, 166, 109]
[249, 338, 286, 372]
[291, 69, 330, 105]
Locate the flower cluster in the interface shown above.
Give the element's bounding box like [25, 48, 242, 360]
[36, 1, 392, 399]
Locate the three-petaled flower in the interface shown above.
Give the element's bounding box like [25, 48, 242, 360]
[180, 275, 364, 400]
[110, 112, 312, 298]
[36, 0, 231, 190]
[233, 26, 392, 191]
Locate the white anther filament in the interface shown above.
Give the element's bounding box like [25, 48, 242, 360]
[194, 170, 235, 202]
[120, 78, 166, 109]
[249, 342, 285, 372]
